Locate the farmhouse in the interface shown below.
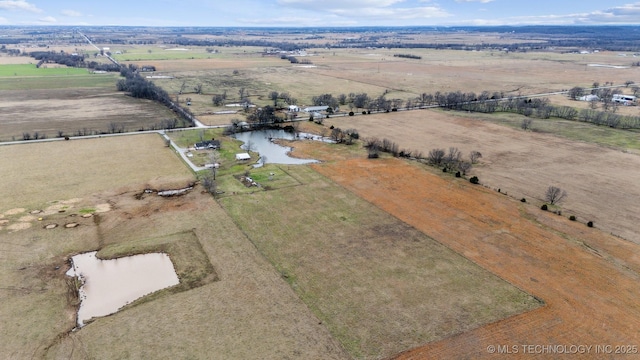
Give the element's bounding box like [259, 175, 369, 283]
[194, 139, 220, 150]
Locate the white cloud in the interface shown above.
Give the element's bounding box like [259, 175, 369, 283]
[61, 9, 83, 17]
[331, 6, 450, 20]
[455, 0, 494, 3]
[275, 0, 450, 23]
[277, 0, 405, 10]
[577, 2, 640, 24]
[0, 0, 42, 12]
[38, 15, 56, 23]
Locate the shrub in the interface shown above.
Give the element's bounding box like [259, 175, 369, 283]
[362, 111, 367, 115]
[569, 215, 577, 221]
[455, 171, 461, 178]
[391, 108, 398, 112]
[587, 221, 594, 227]
[541, 204, 548, 211]
[469, 176, 479, 184]
[368, 153, 379, 159]
[349, 111, 354, 116]
[521, 198, 526, 203]
[329, 125, 334, 129]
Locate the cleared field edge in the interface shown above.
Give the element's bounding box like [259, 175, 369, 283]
[217, 164, 542, 359]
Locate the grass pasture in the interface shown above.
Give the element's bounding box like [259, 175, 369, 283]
[0, 135, 347, 360]
[218, 165, 540, 359]
[0, 64, 91, 77]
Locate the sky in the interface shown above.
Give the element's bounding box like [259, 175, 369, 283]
[2, 0, 640, 27]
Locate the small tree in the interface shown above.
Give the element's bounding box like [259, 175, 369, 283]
[545, 186, 567, 205]
[458, 161, 472, 175]
[470, 151, 482, 164]
[427, 148, 445, 165]
[521, 118, 533, 131]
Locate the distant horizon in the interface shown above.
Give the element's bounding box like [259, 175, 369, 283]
[2, 1, 640, 27]
[3, 24, 640, 29]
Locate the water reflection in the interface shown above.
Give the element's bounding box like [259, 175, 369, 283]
[66, 251, 179, 327]
[232, 129, 320, 166]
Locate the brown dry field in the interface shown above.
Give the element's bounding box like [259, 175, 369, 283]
[300, 156, 640, 359]
[0, 88, 178, 141]
[0, 135, 347, 359]
[323, 110, 640, 243]
[0, 134, 191, 210]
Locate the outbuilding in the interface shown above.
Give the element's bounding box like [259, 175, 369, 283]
[235, 153, 251, 161]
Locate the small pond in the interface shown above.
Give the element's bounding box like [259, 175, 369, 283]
[66, 251, 179, 327]
[232, 129, 321, 166]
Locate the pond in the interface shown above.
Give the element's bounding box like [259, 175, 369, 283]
[232, 129, 321, 166]
[66, 251, 179, 327]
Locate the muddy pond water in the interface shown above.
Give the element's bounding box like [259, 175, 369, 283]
[232, 129, 321, 166]
[66, 251, 179, 327]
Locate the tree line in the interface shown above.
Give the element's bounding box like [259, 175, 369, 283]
[116, 65, 195, 127]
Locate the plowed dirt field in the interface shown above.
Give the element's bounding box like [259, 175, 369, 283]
[306, 157, 640, 359]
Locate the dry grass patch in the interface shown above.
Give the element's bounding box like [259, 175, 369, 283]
[324, 110, 640, 243]
[0, 134, 192, 210]
[0, 88, 179, 141]
[218, 165, 539, 359]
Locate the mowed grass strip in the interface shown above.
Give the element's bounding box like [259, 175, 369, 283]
[218, 165, 539, 359]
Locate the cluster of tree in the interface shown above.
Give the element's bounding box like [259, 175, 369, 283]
[0, 45, 20, 56]
[30, 51, 85, 68]
[328, 127, 359, 144]
[313, 92, 407, 113]
[117, 66, 195, 127]
[426, 147, 477, 175]
[312, 93, 340, 110]
[168, 37, 303, 52]
[393, 54, 421, 59]
[280, 55, 311, 64]
[86, 61, 121, 72]
[268, 91, 296, 107]
[363, 137, 427, 159]
[246, 105, 282, 126]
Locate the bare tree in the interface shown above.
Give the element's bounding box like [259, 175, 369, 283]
[545, 186, 567, 205]
[458, 161, 472, 175]
[521, 118, 533, 130]
[568, 86, 585, 100]
[269, 91, 279, 106]
[427, 148, 445, 165]
[202, 173, 217, 194]
[179, 81, 187, 95]
[470, 150, 482, 164]
[194, 84, 203, 94]
[444, 147, 461, 170]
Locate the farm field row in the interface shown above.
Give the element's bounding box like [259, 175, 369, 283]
[323, 109, 640, 243]
[217, 164, 539, 359]
[307, 157, 640, 359]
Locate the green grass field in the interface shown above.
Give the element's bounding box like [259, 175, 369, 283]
[218, 165, 539, 359]
[0, 73, 118, 90]
[0, 64, 90, 77]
